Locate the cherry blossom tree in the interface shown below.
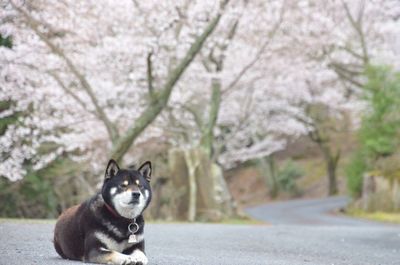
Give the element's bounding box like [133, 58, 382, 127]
[0, 0, 231, 181]
[1, 0, 398, 204]
[266, 0, 400, 195]
[162, 0, 305, 165]
[158, 0, 400, 197]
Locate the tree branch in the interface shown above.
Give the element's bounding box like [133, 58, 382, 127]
[331, 64, 364, 88]
[146, 50, 155, 99]
[12, 2, 119, 143]
[110, 0, 230, 162]
[329, 61, 364, 76]
[48, 72, 98, 117]
[180, 103, 204, 130]
[336, 44, 365, 61]
[200, 77, 221, 156]
[222, 0, 286, 95]
[341, 0, 369, 64]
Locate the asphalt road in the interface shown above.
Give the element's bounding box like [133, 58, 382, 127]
[0, 196, 399, 265]
[245, 196, 381, 226]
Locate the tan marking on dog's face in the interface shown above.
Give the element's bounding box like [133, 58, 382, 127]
[135, 180, 139, 186]
[123, 180, 129, 186]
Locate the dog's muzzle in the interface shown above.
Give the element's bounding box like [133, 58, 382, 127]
[130, 191, 141, 204]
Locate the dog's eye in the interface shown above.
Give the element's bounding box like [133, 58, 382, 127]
[135, 179, 143, 188]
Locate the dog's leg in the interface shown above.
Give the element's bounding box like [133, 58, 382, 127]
[86, 248, 142, 265]
[84, 235, 138, 265]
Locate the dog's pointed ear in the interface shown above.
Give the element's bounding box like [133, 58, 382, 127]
[105, 159, 120, 180]
[138, 161, 152, 182]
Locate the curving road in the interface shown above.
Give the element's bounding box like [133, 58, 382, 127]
[0, 196, 399, 265]
[245, 196, 381, 226]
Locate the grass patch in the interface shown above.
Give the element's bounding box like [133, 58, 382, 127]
[347, 209, 400, 224]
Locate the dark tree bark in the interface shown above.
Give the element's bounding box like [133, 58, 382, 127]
[320, 144, 340, 196]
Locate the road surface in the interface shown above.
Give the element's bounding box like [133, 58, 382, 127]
[0, 196, 399, 265]
[245, 196, 380, 226]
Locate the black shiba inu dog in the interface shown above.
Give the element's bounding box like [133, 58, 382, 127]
[54, 159, 152, 265]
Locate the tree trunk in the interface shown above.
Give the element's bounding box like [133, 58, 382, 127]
[200, 77, 221, 157]
[184, 149, 198, 222]
[168, 147, 233, 221]
[327, 157, 338, 195]
[321, 145, 340, 196]
[259, 155, 279, 198]
[196, 77, 234, 220]
[168, 149, 189, 220]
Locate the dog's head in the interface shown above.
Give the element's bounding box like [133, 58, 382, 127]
[102, 159, 152, 219]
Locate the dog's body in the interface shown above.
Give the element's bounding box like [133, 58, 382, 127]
[54, 160, 152, 265]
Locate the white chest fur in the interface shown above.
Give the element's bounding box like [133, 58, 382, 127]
[95, 231, 144, 252]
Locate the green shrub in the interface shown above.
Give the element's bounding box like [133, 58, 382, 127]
[277, 160, 303, 196]
[0, 172, 57, 218]
[346, 65, 400, 198]
[359, 65, 400, 159]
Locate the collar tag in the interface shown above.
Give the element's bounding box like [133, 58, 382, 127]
[128, 219, 139, 243]
[128, 234, 137, 243]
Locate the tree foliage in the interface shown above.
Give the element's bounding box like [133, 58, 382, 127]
[360, 66, 400, 158]
[0, 34, 12, 48]
[347, 65, 400, 197]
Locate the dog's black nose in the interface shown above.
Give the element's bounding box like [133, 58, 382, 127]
[132, 192, 141, 199]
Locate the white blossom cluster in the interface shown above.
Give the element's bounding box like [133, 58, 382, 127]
[0, 0, 399, 179]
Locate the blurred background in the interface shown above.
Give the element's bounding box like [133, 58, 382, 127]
[0, 0, 399, 223]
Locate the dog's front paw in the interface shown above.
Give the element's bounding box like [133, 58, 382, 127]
[122, 250, 148, 265]
[120, 257, 137, 265]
